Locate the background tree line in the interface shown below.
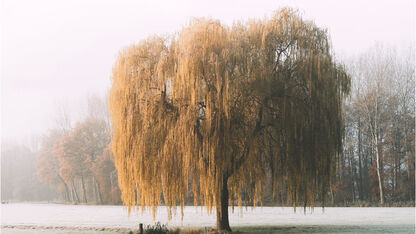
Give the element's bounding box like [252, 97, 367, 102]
[332, 45, 415, 206]
[37, 95, 122, 204]
[1, 44, 414, 206]
[2, 95, 122, 205]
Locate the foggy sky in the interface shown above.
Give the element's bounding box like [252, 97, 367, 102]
[1, 0, 414, 142]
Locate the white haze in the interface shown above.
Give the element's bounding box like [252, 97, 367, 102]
[1, 0, 414, 142]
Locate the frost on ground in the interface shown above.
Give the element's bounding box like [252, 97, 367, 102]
[1, 203, 415, 233]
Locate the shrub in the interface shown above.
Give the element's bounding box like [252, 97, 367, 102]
[145, 222, 169, 234]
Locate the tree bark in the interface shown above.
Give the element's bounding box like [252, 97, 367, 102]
[81, 175, 88, 203]
[63, 182, 70, 202]
[58, 176, 70, 202]
[216, 176, 231, 232]
[374, 136, 384, 205]
[369, 94, 384, 205]
[72, 181, 80, 204]
[92, 176, 97, 203]
[358, 118, 363, 200]
[69, 189, 74, 203]
[95, 179, 103, 204]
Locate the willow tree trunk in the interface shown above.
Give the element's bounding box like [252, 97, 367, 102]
[216, 176, 231, 232]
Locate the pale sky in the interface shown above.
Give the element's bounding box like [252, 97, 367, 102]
[1, 0, 415, 142]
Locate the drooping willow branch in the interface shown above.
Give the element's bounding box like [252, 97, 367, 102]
[109, 8, 350, 219]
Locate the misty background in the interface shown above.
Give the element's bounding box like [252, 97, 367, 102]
[2, 0, 414, 142]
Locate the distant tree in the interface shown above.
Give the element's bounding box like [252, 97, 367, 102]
[37, 130, 71, 202]
[54, 118, 110, 204]
[343, 45, 415, 205]
[85, 94, 111, 126]
[53, 100, 73, 134]
[54, 133, 84, 203]
[91, 147, 121, 204]
[110, 8, 350, 231]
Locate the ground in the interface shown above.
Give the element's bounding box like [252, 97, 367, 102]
[1, 203, 414, 233]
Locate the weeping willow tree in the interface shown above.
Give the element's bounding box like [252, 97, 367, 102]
[110, 8, 350, 232]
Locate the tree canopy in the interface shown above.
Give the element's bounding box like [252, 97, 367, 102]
[36, 95, 122, 205]
[109, 8, 350, 231]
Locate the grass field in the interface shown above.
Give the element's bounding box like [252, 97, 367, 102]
[1, 203, 414, 233]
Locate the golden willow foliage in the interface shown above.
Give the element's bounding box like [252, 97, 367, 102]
[110, 8, 350, 220]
